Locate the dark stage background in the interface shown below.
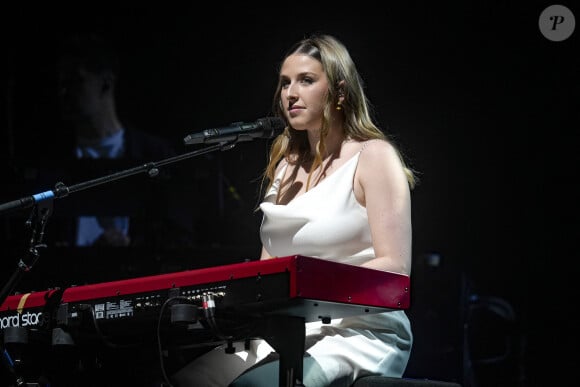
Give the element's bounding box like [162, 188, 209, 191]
[1, 2, 577, 386]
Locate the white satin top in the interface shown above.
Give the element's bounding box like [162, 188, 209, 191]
[260, 152, 375, 265]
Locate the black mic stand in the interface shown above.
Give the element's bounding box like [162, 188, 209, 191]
[0, 140, 239, 386]
[0, 199, 52, 387]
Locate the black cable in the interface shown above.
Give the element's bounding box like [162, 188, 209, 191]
[156, 296, 192, 387]
[79, 303, 137, 349]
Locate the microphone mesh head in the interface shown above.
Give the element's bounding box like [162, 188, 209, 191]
[259, 117, 285, 138]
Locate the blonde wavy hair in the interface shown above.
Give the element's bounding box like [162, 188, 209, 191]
[261, 34, 417, 198]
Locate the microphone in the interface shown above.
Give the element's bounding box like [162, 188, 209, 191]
[183, 117, 285, 145]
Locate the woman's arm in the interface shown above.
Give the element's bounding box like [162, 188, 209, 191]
[355, 140, 413, 275]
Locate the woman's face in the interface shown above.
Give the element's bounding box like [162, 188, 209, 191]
[279, 54, 329, 131]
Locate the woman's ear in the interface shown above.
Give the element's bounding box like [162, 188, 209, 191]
[337, 80, 346, 95]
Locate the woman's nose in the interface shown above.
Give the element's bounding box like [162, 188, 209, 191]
[285, 82, 298, 98]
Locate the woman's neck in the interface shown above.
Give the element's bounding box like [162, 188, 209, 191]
[307, 124, 345, 159]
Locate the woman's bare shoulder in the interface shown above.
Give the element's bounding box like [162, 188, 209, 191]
[357, 139, 406, 179]
[359, 139, 399, 160]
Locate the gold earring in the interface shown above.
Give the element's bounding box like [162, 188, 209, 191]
[336, 92, 344, 110]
